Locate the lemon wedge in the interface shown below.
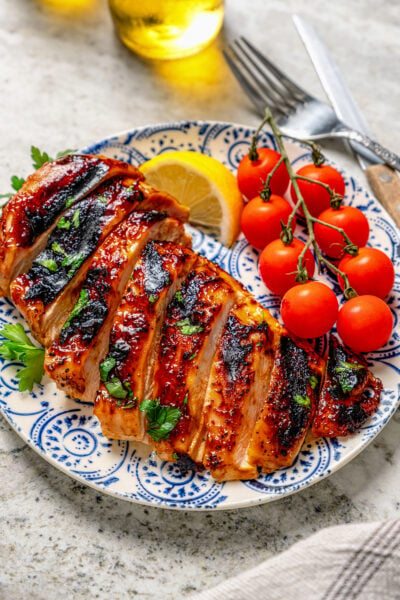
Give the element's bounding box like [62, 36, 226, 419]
[140, 151, 243, 247]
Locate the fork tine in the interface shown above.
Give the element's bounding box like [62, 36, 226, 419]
[224, 46, 287, 117]
[232, 39, 296, 111]
[239, 36, 310, 100]
[223, 49, 281, 117]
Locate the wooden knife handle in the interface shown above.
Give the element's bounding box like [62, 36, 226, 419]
[365, 164, 400, 229]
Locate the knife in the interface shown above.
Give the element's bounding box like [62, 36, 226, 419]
[293, 14, 400, 229]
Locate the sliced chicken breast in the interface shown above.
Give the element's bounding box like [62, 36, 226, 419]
[312, 334, 382, 437]
[44, 211, 190, 402]
[10, 176, 189, 346]
[0, 154, 141, 295]
[201, 297, 277, 480]
[94, 242, 198, 441]
[248, 332, 325, 473]
[149, 261, 241, 461]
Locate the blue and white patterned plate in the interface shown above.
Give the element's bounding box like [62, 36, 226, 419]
[1, 121, 399, 510]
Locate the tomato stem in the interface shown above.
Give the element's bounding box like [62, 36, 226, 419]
[248, 114, 270, 162]
[310, 217, 358, 254]
[262, 108, 357, 299]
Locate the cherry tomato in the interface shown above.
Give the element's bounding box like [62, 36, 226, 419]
[259, 238, 315, 296]
[237, 148, 290, 201]
[314, 206, 369, 259]
[241, 194, 296, 250]
[337, 295, 393, 352]
[290, 164, 345, 218]
[338, 247, 395, 298]
[281, 281, 339, 339]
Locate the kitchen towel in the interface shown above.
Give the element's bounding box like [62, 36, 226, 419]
[191, 519, 400, 600]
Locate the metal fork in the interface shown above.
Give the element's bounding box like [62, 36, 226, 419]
[223, 37, 400, 171]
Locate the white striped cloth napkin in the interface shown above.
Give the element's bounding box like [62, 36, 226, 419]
[191, 519, 400, 600]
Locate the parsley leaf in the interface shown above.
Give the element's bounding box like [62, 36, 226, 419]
[0, 323, 45, 391]
[61, 252, 85, 277]
[11, 175, 25, 191]
[175, 318, 203, 335]
[175, 290, 184, 303]
[140, 398, 181, 443]
[56, 149, 76, 158]
[62, 289, 89, 330]
[335, 361, 365, 394]
[98, 196, 108, 204]
[57, 217, 71, 230]
[104, 377, 128, 400]
[309, 375, 319, 390]
[51, 241, 66, 255]
[31, 146, 52, 170]
[72, 209, 80, 228]
[148, 294, 158, 303]
[65, 197, 75, 208]
[36, 258, 58, 272]
[293, 394, 311, 407]
[100, 356, 116, 382]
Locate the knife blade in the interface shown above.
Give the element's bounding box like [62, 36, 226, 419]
[293, 14, 400, 228]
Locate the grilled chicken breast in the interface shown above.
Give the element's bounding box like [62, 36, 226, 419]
[0, 154, 141, 296]
[94, 242, 198, 441]
[10, 177, 189, 346]
[44, 212, 190, 402]
[312, 334, 382, 437]
[248, 332, 325, 473]
[150, 261, 242, 461]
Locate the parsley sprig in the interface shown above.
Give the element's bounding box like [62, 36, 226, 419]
[140, 398, 181, 443]
[62, 289, 89, 330]
[0, 323, 44, 392]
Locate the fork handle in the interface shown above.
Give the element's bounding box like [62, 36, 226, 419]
[339, 126, 400, 171]
[365, 164, 400, 229]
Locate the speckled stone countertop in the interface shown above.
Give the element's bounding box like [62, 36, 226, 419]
[1, 1, 400, 598]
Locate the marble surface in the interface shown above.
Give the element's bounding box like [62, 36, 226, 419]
[1, 0, 400, 598]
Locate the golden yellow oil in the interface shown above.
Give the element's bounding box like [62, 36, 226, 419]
[38, 0, 98, 15]
[108, 0, 224, 60]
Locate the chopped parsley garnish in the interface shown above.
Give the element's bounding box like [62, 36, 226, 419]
[51, 241, 66, 255]
[99, 356, 116, 382]
[61, 252, 85, 277]
[0, 323, 44, 391]
[31, 146, 52, 170]
[65, 197, 75, 208]
[183, 393, 188, 405]
[56, 149, 76, 158]
[188, 352, 197, 360]
[172, 452, 179, 460]
[140, 398, 181, 443]
[175, 318, 203, 335]
[36, 258, 58, 272]
[105, 377, 129, 400]
[175, 290, 184, 303]
[57, 217, 71, 230]
[72, 209, 80, 228]
[335, 360, 365, 394]
[293, 394, 311, 407]
[148, 295, 158, 303]
[98, 196, 108, 204]
[309, 375, 319, 390]
[62, 289, 89, 330]
[120, 399, 137, 410]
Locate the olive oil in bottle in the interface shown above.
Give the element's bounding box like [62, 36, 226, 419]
[108, 0, 224, 60]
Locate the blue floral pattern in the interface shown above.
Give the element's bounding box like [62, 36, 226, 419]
[0, 121, 399, 510]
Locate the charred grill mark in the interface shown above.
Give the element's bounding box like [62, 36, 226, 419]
[326, 335, 368, 399]
[221, 315, 254, 382]
[23, 178, 142, 306]
[59, 267, 110, 345]
[23, 156, 110, 244]
[280, 335, 311, 400]
[169, 269, 219, 319]
[337, 402, 368, 432]
[142, 242, 171, 296]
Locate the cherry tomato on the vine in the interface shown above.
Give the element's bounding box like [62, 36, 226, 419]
[338, 247, 395, 298]
[337, 295, 393, 352]
[241, 194, 296, 250]
[314, 206, 369, 259]
[237, 148, 290, 201]
[290, 164, 345, 218]
[259, 238, 315, 296]
[281, 281, 339, 339]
